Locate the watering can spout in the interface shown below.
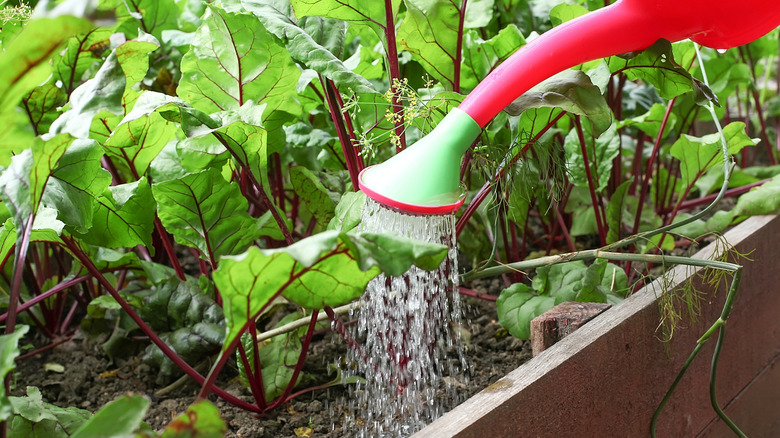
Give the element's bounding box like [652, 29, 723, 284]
[359, 0, 780, 215]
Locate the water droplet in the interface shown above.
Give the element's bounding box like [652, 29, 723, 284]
[717, 48, 728, 54]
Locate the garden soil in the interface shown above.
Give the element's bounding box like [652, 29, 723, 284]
[12, 277, 532, 437]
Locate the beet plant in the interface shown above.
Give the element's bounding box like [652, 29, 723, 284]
[0, 0, 777, 436]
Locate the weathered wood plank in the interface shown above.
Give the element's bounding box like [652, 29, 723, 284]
[414, 215, 780, 438]
[530, 302, 611, 356]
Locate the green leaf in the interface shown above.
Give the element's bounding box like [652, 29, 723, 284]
[0, 325, 29, 422]
[327, 191, 366, 232]
[608, 39, 712, 102]
[464, 0, 495, 28]
[290, 0, 401, 41]
[8, 386, 91, 438]
[177, 5, 301, 136]
[70, 395, 149, 438]
[496, 283, 554, 339]
[0, 15, 92, 117]
[670, 122, 757, 192]
[115, 33, 160, 88]
[506, 69, 612, 136]
[549, 3, 588, 26]
[21, 82, 68, 135]
[42, 139, 113, 233]
[153, 168, 262, 265]
[564, 120, 620, 192]
[104, 0, 179, 41]
[290, 166, 336, 228]
[159, 401, 227, 438]
[74, 178, 156, 249]
[233, 0, 377, 94]
[214, 230, 446, 348]
[104, 109, 178, 177]
[397, 0, 460, 90]
[618, 103, 679, 141]
[52, 27, 113, 97]
[606, 181, 631, 244]
[50, 51, 127, 139]
[461, 25, 524, 91]
[732, 173, 780, 218]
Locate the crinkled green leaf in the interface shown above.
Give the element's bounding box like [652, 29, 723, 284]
[496, 284, 554, 339]
[8, 386, 91, 437]
[145, 322, 225, 377]
[153, 168, 262, 265]
[160, 401, 227, 438]
[74, 178, 156, 249]
[498, 261, 627, 339]
[507, 69, 612, 136]
[732, 173, 780, 218]
[177, 5, 301, 140]
[397, 0, 460, 90]
[70, 395, 148, 438]
[564, 120, 620, 191]
[0, 15, 92, 117]
[0, 325, 29, 422]
[233, 0, 377, 94]
[670, 122, 757, 192]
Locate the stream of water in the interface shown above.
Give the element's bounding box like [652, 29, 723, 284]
[340, 198, 467, 437]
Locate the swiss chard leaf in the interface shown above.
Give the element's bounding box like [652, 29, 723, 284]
[213, 231, 448, 351]
[497, 261, 627, 339]
[74, 178, 156, 249]
[670, 122, 757, 193]
[564, 120, 620, 192]
[397, 0, 460, 90]
[8, 386, 91, 437]
[0, 15, 92, 118]
[70, 395, 149, 438]
[233, 0, 377, 94]
[177, 5, 301, 141]
[290, 166, 337, 228]
[153, 167, 263, 266]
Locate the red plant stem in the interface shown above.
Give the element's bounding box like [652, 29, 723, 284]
[237, 341, 267, 410]
[59, 302, 80, 335]
[574, 116, 606, 244]
[632, 97, 676, 237]
[333, 89, 364, 169]
[247, 323, 266, 404]
[269, 310, 320, 410]
[383, 0, 406, 152]
[454, 0, 468, 93]
[249, 173, 294, 246]
[749, 87, 776, 164]
[153, 218, 186, 281]
[63, 236, 261, 413]
[6, 216, 34, 335]
[321, 77, 360, 191]
[272, 153, 286, 212]
[457, 287, 497, 302]
[0, 274, 91, 324]
[629, 133, 646, 195]
[553, 201, 576, 252]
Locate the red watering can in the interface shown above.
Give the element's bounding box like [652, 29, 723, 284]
[359, 0, 780, 215]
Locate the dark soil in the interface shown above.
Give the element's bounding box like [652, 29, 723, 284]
[12, 277, 531, 437]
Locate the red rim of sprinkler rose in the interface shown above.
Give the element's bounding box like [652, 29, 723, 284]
[358, 167, 466, 216]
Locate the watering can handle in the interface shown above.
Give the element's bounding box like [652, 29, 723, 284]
[459, 2, 682, 128]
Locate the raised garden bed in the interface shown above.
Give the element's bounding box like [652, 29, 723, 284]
[415, 215, 780, 437]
